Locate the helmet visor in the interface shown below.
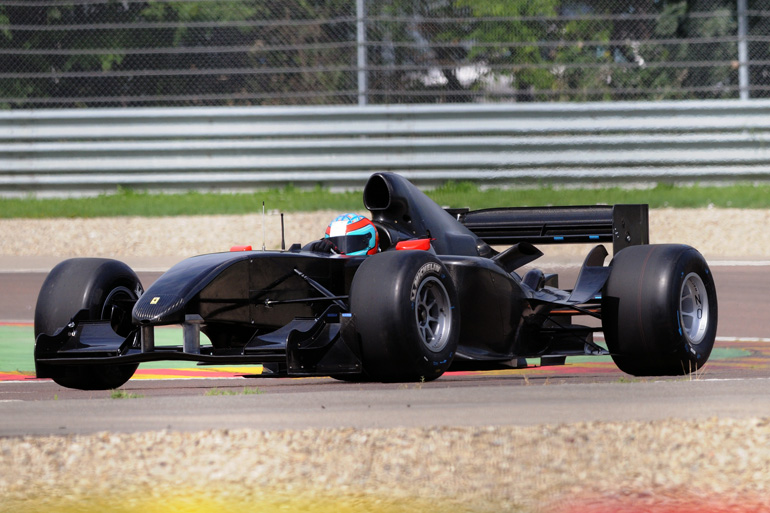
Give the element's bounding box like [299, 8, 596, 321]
[327, 233, 372, 255]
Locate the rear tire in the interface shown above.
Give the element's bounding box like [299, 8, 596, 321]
[601, 244, 717, 376]
[34, 258, 143, 390]
[349, 251, 459, 382]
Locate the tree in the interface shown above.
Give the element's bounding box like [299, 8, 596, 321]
[454, 0, 740, 101]
[0, 0, 758, 107]
[0, 0, 356, 108]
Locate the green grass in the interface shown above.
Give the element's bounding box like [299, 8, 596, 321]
[2, 182, 768, 219]
[0, 185, 363, 218]
[431, 181, 770, 209]
[204, 386, 263, 396]
[0, 327, 36, 373]
[110, 390, 144, 399]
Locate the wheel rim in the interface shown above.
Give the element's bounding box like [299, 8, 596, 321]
[101, 286, 137, 336]
[414, 276, 452, 353]
[679, 273, 710, 345]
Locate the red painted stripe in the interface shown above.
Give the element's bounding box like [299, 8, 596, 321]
[551, 495, 770, 513]
[0, 372, 41, 381]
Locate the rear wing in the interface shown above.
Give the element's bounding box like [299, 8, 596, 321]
[448, 204, 649, 255]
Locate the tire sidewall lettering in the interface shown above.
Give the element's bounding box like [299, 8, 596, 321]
[674, 255, 715, 363]
[410, 261, 443, 303]
[406, 261, 454, 372]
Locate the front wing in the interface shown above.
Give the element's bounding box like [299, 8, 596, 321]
[34, 305, 363, 378]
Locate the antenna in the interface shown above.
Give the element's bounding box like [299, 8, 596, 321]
[280, 213, 286, 250]
[261, 201, 266, 251]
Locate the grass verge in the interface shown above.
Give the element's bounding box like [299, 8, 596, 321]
[2, 182, 768, 219]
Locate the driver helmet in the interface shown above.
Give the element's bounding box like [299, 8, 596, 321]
[325, 213, 379, 255]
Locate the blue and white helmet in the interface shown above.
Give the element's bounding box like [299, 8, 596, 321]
[324, 213, 379, 255]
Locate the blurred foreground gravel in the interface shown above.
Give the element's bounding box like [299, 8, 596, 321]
[2, 209, 769, 512]
[2, 419, 770, 512]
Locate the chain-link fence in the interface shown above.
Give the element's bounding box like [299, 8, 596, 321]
[1, 0, 768, 108]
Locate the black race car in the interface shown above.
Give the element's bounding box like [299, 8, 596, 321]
[34, 172, 718, 390]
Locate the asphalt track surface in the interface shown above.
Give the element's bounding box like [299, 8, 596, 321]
[1, 262, 769, 436]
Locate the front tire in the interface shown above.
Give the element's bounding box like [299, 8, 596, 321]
[34, 258, 143, 390]
[349, 251, 459, 382]
[601, 244, 718, 376]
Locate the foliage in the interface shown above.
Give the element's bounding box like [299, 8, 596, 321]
[451, 0, 742, 101]
[454, 0, 561, 101]
[0, 0, 763, 106]
[0, 0, 356, 107]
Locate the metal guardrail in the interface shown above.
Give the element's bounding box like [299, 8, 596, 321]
[2, 100, 770, 196]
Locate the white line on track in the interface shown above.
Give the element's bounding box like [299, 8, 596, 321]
[709, 260, 770, 267]
[522, 260, 770, 271]
[593, 335, 770, 343]
[698, 377, 770, 382]
[716, 336, 770, 343]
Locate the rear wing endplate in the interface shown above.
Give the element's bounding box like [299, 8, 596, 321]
[448, 204, 649, 255]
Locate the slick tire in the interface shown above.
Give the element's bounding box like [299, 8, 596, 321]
[349, 250, 459, 382]
[34, 258, 143, 390]
[601, 244, 718, 376]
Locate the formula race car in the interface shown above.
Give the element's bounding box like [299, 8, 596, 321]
[34, 172, 718, 390]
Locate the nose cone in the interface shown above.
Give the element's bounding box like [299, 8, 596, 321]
[132, 293, 185, 325]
